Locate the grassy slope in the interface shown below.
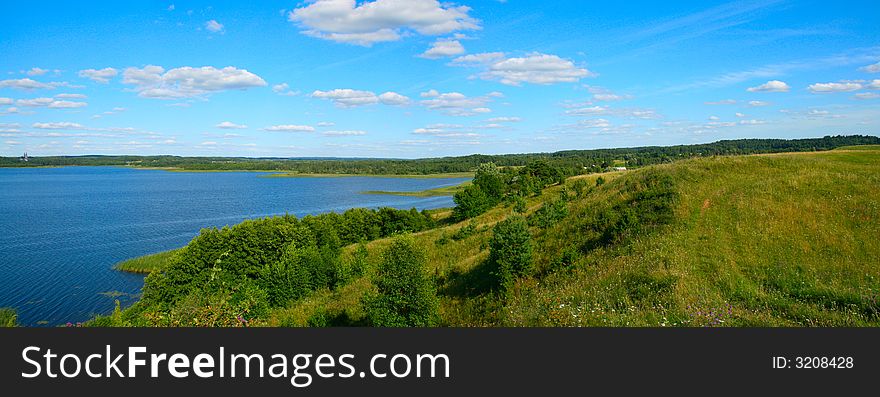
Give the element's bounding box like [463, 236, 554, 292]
[268, 148, 880, 327]
[114, 249, 182, 274]
[263, 172, 474, 179]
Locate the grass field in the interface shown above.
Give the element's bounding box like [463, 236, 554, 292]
[361, 181, 472, 197]
[267, 146, 880, 327]
[113, 248, 182, 274]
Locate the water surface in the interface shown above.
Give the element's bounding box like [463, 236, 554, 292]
[0, 166, 467, 326]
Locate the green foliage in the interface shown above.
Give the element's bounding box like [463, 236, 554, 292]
[488, 216, 533, 293]
[513, 195, 527, 214]
[528, 199, 568, 228]
[364, 235, 439, 327]
[0, 308, 17, 327]
[596, 176, 606, 186]
[452, 184, 496, 221]
[452, 221, 478, 241]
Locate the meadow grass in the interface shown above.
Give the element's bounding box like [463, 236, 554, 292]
[0, 308, 17, 327]
[269, 147, 880, 327]
[113, 248, 181, 274]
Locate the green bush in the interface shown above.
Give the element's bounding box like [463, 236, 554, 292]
[528, 199, 568, 228]
[488, 216, 533, 292]
[0, 308, 18, 327]
[364, 235, 439, 327]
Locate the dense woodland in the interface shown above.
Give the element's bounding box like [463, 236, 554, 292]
[3, 135, 878, 176]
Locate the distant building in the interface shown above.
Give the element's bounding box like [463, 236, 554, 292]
[19, 152, 29, 162]
[613, 166, 627, 171]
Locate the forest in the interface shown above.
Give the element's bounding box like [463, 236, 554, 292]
[3, 135, 878, 176]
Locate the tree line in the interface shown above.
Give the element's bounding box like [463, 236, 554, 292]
[5, 135, 877, 176]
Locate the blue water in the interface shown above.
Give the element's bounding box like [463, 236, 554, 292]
[0, 166, 468, 326]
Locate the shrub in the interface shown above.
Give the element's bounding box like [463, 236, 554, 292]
[0, 308, 17, 327]
[364, 235, 439, 327]
[452, 184, 496, 220]
[528, 199, 567, 228]
[487, 216, 533, 292]
[513, 195, 527, 214]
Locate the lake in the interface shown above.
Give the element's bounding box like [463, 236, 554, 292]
[0, 166, 469, 326]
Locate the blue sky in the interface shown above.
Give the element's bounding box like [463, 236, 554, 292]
[1, 0, 878, 158]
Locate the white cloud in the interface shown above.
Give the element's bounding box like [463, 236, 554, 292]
[312, 89, 379, 107]
[288, 0, 480, 46]
[860, 62, 880, 73]
[419, 90, 498, 116]
[586, 86, 631, 102]
[322, 130, 367, 136]
[454, 52, 592, 86]
[808, 82, 862, 93]
[705, 99, 737, 105]
[451, 52, 505, 66]
[739, 119, 766, 125]
[56, 93, 87, 99]
[263, 124, 316, 132]
[32, 122, 86, 130]
[49, 100, 88, 108]
[168, 4, 175, 11]
[78, 68, 118, 83]
[16, 97, 87, 108]
[122, 65, 267, 99]
[0, 97, 13, 105]
[564, 106, 609, 116]
[420, 38, 465, 59]
[205, 20, 224, 33]
[216, 121, 248, 129]
[27, 68, 49, 76]
[748, 100, 770, 107]
[735, 112, 746, 118]
[854, 92, 879, 100]
[272, 83, 298, 96]
[317, 122, 336, 127]
[378, 91, 411, 105]
[747, 80, 790, 92]
[0, 78, 55, 90]
[487, 116, 521, 122]
[868, 79, 880, 89]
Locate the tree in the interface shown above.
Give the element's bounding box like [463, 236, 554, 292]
[364, 235, 439, 327]
[452, 185, 495, 220]
[488, 216, 533, 293]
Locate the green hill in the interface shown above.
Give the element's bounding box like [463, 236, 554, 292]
[98, 146, 880, 327]
[269, 147, 880, 327]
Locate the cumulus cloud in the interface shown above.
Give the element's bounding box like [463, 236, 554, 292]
[746, 80, 790, 92]
[0, 97, 13, 105]
[704, 99, 737, 105]
[16, 97, 87, 108]
[272, 83, 298, 96]
[412, 123, 480, 138]
[56, 93, 87, 99]
[312, 89, 380, 107]
[586, 86, 631, 102]
[0, 78, 56, 90]
[420, 38, 465, 59]
[263, 124, 316, 132]
[453, 52, 592, 86]
[317, 121, 336, 127]
[288, 0, 480, 46]
[78, 67, 118, 83]
[122, 65, 267, 99]
[854, 92, 879, 100]
[378, 91, 411, 105]
[487, 116, 521, 122]
[32, 122, 87, 130]
[216, 121, 248, 129]
[748, 100, 770, 107]
[27, 68, 49, 76]
[860, 62, 880, 73]
[205, 20, 224, 33]
[419, 90, 499, 116]
[322, 130, 367, 136]
[808, 82, 862, 93]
